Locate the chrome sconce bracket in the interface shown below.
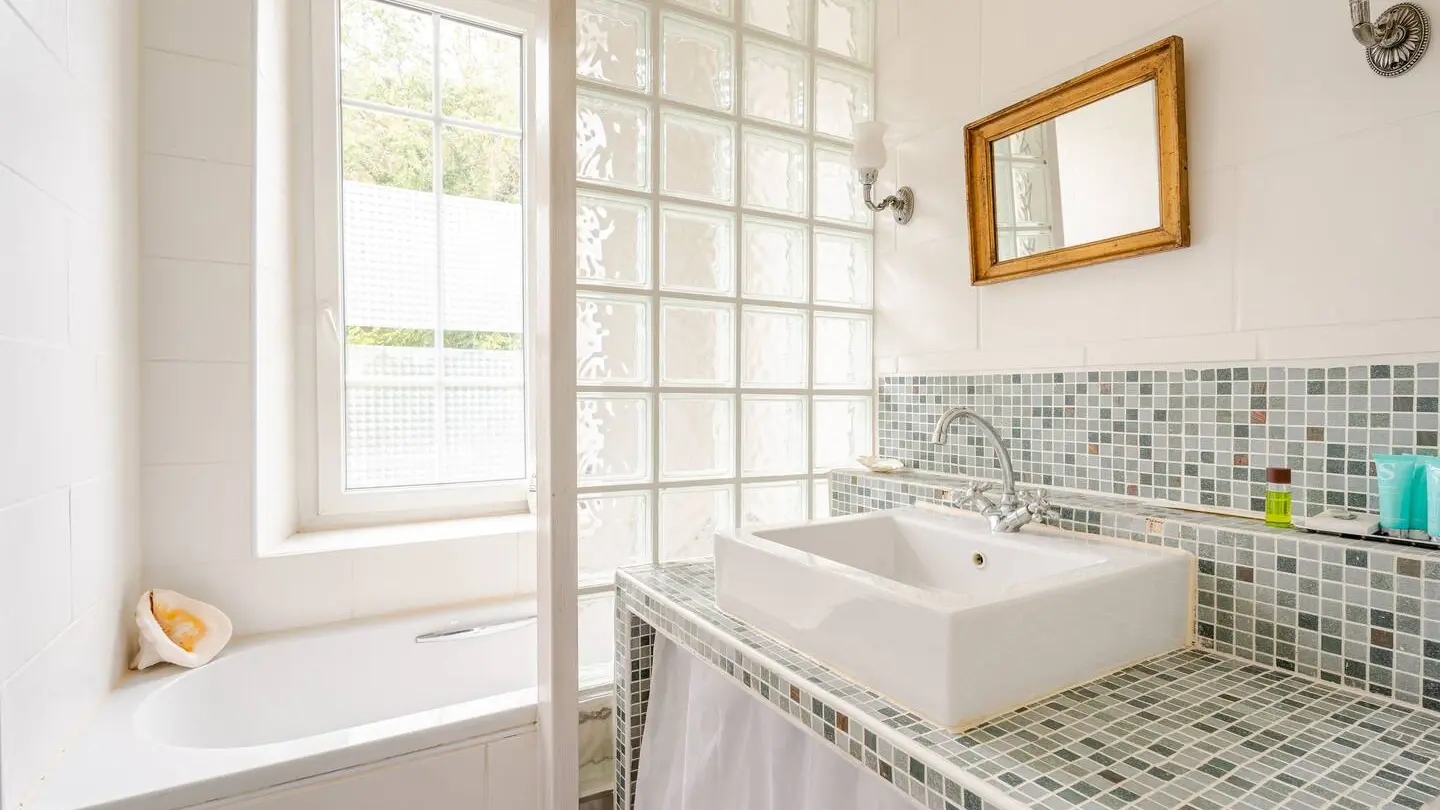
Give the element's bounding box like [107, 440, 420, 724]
[858, 168, 915, 225]
[1351, 0, 1431, 76]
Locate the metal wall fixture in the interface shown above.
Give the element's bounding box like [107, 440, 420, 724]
[849, 122, 915, 225]
[1350, 0, 1431, 76]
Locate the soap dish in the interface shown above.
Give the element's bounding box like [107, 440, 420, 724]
[857, 456, 905, 474]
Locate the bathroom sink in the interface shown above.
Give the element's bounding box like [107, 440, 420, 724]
[713, 504, 1194, 729]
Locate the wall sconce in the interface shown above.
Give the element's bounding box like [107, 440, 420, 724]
[850, 122, 915, 225]
[1349, 0, 1430, 76]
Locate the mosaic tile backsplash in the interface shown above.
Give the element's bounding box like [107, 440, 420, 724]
[878, 361, 1440, 518]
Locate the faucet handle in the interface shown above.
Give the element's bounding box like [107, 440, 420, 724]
[1022, 489, 1058, 524]
[956, 481, 995, 512]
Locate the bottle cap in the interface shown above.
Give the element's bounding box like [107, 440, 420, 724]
[1267, 467, 1291, 484]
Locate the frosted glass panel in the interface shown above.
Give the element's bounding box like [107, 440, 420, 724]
[813, 396, 872, 470]
[660, 394, 735, 481]
[742, 218, 807, 302]
[661, 13, 735, 112]
[578, 193, 650, 288]
[660, 110, 735, 204]
[813, 228, 871, 307]
[578, 491, 650, 586]
[814, 145, 871, 225]
[660, 300, 735, 386]
[742, 129, 807, 216]
[577, 394, 651, 486]
[817, 0, 873, 64]
[577, 293, 650, 385]
[813, 478, 831, 519]
[744, 0, 805, 41]
[814, 312, 871, 388]
[814, 60, 872, 140]
[660, 205, 735, 294]
[742, 307, 807, 388]
[741, 39, 807, 128]
[671, 0, 732, 19]
[577, 0, 650, 91]
[741, 396, 806, 475]
[661, 485, 734, 561]
[578, 91, 651, 191]
[742, 480, 808, 526]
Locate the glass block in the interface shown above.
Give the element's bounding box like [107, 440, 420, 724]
[813, 228, 871, 307]
[742, 480, 808, 526]
[577, 0, 650, 92]
[340, 0, 433, 114]
[577, 292, 651, 385]
[814, 312, 871, 389]
[660, 300, 735, 386]
[671, 0, 732, 20]
[577, 491, 650, 586]
[577, 91, 651, 191]
[744, 0, 805, 42]
[741, 218, 807, 302]
[577, 393, 651, 486]
[440, 17, 522, 127]
[660, 394, 735, 481]
[742, 129, 807, 216]
[578, 192, 650, 288]
[817, 0, 874, 64]
[814, 60, 873, 140]
[661, 485, 734, 561]
[742, 307, 807, 388]
[741, 39, 807, 128]
[741, 395, 806, 476]
[814, 145, 871, 226]
[812, 478, 831, 519]
[660, 205, 735, 294]
[661, 12, 735, 112]
[813, 396, 872, 471]
[1008, 163, 1055, 227]
[579, 591, 616, 687]
[660, 109, 735, 204]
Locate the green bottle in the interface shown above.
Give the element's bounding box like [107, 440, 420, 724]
[1265, 467, 1292, 528]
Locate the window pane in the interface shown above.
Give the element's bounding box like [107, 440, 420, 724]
[814, 312, 872, 388]
[578, 192, 650, 288]
[817, 0, 874, 64]
[439, 18, 521, 127]
[442, 377, 525, 481]
[741, 306, 807, 388]
[813, 228, 872, 307]
[442, 127, 520, 202]
[660, 485, 734, 561]
[741, 395, 806, 475]
[579, 591, 616, 687]
[660, 109, 735, 204]
[812, 478, 831, 518]
[343, 107, 434, 192]
[578, 491, 651, 586]
[340, 0, 433, 114]
[741, 218, 807, 302]
[660, 300, 735, 386]
[577, 293, 652, 385]
[815, 60, 872, 140]
[578, 394, 652, 486]
[659, 205, 735, 294]
[813, 396, 872, 471]
[660, 394, 735, 481]
[741, 39, 806, 128]
[578, 92, 652, 191]
[577, 0, 651, 92]
[742, 128, 807, 216]
[660, 12, 735, 112]
[743, 0, 805, 41]
[346, 384, 437, 488]
[741, 480, 808, 526]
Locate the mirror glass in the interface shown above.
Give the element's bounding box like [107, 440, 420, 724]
[991, 80, 1160, 262]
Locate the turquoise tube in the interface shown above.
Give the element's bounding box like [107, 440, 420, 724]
[1426, 459, 1440, 540]
[1375, 454, 1415, 533]
[1410, 455, 1430, 539]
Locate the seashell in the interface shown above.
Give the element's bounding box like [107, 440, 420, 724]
[856, 455, 906, 474]
[131, 589, 233, 671]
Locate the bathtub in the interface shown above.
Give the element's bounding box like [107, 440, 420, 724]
[27, 600, 611, 810]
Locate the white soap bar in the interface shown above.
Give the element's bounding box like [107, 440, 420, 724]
[1294, 510, 1381, 538]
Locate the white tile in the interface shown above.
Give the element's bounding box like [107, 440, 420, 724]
[516, 529, 536, 594]
[874, 236, 977, 361]
[891, 120, 970, 249]
[1084, 331, 1258, 368]
[0, 491, 71, 683]
[140, 154, 253, 264]
[141, 48, 254, 165]
[350, 535, 522, 619]
[142, 555, 353, 636]
[141, 462, 253, 567]
[7, 0, 69, 62]
[878, 0, 980, 129]
[1257, 319, 1440, 362]
[0, 4, 81, 213]
[69, 476, 139, 618]
[0, 168, 68, 343]
[141, 0, 255, 66]
[141, 361, 253, 465]
[894, 344, 1085, 375]
[0, 342, 79, 507]
[141, 258, 253, 362]
[68, 216, 139, 355]
[1235, 111, 1440, 332]
[487, 732, 539, 809]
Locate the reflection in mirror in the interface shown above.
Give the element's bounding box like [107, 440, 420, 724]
[991, 81, 1160, 261]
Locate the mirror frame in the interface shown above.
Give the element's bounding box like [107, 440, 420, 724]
[964, 36, 1189, 285]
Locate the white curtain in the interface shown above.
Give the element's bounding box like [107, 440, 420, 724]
[635, 636, 914, 810]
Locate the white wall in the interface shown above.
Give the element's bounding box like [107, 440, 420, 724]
[0, 2, 141, 808]
[875, 0, 1440, 374]
[138, 0, 534, 637]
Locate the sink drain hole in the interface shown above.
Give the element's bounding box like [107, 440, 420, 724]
[971, 552, 987, 569]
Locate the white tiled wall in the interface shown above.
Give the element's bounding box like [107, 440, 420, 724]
[0, 2, 141, 808]
[874, 0, 1440, 374]
[137, 0, 534, 638]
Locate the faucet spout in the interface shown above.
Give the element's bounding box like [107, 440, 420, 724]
[931, 407, 1019, 509]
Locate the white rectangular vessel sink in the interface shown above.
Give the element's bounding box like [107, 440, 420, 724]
[714, 504, 1194, 729]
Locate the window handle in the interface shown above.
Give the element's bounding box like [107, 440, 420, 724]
[321, 304, 342, 346]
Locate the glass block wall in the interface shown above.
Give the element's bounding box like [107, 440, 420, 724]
[573, 0, 876, 587]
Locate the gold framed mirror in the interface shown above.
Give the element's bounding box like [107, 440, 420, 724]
[964, 36, 1189, 285]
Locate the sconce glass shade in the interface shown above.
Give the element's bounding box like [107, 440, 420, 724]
[850, 121, 888, 170]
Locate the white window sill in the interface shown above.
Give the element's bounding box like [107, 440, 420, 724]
[260, 512, 537, 559]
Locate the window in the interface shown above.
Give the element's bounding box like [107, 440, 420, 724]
[310, 0, 535, 521]
[573, 0, 877, 613]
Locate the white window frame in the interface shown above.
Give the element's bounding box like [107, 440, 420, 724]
[304, 0, 541, 526]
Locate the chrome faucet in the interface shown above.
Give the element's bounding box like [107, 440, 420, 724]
[932, 407, 1056, 533]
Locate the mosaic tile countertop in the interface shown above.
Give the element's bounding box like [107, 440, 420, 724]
[617, 562, 1440, 810]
